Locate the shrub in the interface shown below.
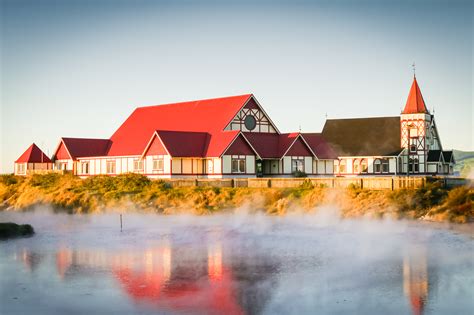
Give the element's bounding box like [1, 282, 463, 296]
[293, 170, 307, 178]
[0, 222, 35, 239]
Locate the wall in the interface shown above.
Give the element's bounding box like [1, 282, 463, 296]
[158, 176, 450, 190]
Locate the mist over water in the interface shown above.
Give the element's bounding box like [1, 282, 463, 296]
[0, 207, 473, 315]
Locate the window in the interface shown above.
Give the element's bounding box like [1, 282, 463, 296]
[410, 138, 417, 153]
[133, 159, 144, 172]
[339, 159, 346, 173]
[57, 162, 67, 171]
[81, 162, 89, 174]
[361, 159, 368, 173]
[291, 157, 304, 173]
[374, 159, 382, 173]
[153, 158, 164, 172]
[334, 160, 340, 173]
[353, 159, 360, 173]
[231, 156, 246, 173]
[106, 161, 116, 174]
[381, 159, 389, 173]
[409, 128, 418, 138]
[409, 158, 419, 173]
[17, 163, 26, 175]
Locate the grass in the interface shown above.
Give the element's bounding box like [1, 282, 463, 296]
[0, 222, 35, 239]
[0, 173, 472, 223]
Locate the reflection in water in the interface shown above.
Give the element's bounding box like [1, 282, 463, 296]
[22, 239, 270, 314]
[404, 246, 429, 315]
[2, 212, 472, 315]
[17, 248, 43, 273]
[14, 242, 441, 315]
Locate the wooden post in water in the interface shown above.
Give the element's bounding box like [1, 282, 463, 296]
[120, 214, 123, 232]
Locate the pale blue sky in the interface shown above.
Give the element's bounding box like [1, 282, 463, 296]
[1, 0, 472, 173]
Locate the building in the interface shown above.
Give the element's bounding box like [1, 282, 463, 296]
[14, 143, 53, 175]
[13, 76, 455, 177]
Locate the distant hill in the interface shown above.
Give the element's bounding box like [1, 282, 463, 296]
[453, 150, 474, 178]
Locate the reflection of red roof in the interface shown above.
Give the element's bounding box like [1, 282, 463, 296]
[54, 138, 111, 160]
[108, 94, 252, 156]
[114, 267, 243, 315]
[410, 295, 425, 315]
[15, 143, 52, 163]
[403, 77, 428, 114]
[301, 133, 338, 159]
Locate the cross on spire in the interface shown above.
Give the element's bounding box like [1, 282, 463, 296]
[412, 62, 416, 78]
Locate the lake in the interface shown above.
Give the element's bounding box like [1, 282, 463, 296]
[0, 207, 473, 315]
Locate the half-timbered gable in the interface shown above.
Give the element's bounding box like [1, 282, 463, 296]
[224, 96, 278, 133]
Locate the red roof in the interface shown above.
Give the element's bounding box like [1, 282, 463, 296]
[54, 138, 111, 160]
[108, 94, 252, 156]
[142, 130, 244, 158]
[15, 143, 52, 163]
[402, 77, 429, 114]
[301, 133, 339, 159]
[155, 130, 209, 157]
[243, 132, 315, 159]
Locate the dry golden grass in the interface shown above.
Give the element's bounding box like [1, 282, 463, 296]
[0, 174, 472, 223]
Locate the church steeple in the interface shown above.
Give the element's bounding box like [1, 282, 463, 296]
[402, 77, 429, 114]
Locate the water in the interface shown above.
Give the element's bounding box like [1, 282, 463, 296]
[0, 208, 473, 315]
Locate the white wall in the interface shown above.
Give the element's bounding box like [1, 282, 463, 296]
[283, 156, 291, 174]
[246, 155, 255, 174]
[222, 156, 231, 173]
[304, 157, 313, 174]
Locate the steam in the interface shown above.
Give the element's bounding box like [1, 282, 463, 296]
[1, 206, 473, 315]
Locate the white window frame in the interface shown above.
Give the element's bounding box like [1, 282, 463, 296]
[291, 157, 304, 173]
[153, 157, 164, 172]
[106, 160, 116, 174]
[231, 155, 246, 173]
[133, 159, 144, 172]
[17, 163, 26, 175]
[81, 162, 90, 175]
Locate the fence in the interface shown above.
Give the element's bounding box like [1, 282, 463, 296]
[161, 176, 469, 190]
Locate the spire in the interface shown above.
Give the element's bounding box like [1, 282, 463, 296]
[402, 77, 429, 114]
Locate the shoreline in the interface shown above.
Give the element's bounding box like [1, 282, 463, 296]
[1, 173, 472, 224]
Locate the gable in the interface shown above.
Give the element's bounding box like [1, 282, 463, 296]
[145, 135, 168, 156]
[285, 137, 314, 157]
[223, 134, 255, 155]
[55, 142, 72, 160]
[225, 96, 278, 133]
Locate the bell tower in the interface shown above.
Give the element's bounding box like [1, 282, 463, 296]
[400, 76, 441, 174]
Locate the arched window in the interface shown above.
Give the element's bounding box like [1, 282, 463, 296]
[353, 159, 360, 174]
[339, 159, 346, 174]
[360, 159, 368, 173]
[374, 159, 382, 173]
[334, 160, 340, 174]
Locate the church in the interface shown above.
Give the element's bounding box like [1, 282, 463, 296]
[14, 76, 455, 178]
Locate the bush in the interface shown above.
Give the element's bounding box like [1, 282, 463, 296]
[0, 222, 35, 239]
[293, 170, 307, 178]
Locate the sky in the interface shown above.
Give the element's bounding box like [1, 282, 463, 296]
[1, 0, 472, 173]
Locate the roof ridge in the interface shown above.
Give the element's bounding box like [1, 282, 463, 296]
[136, 94, 253, 110]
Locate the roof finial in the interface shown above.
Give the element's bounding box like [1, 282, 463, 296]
[412, 62, 416, 78]
[325, 112, 328, 119]
[299, 125, 301, 132]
